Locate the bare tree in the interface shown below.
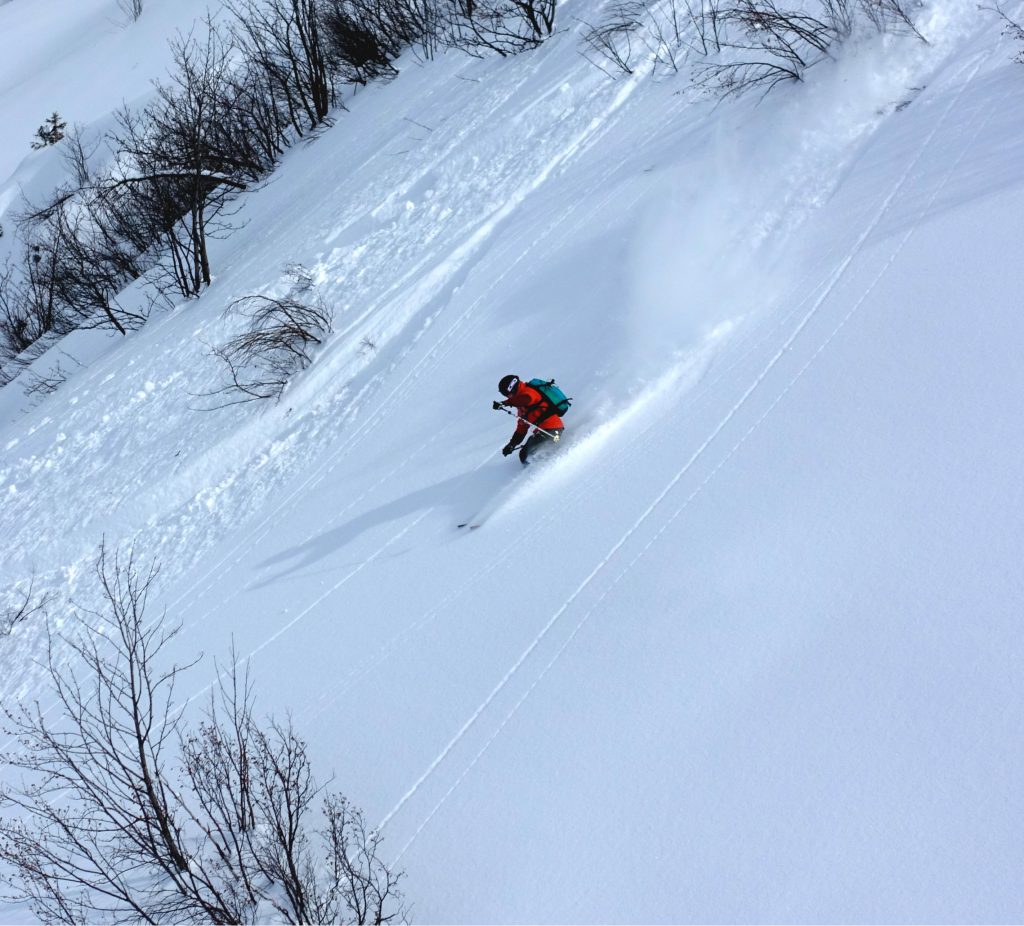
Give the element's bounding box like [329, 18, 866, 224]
[983, 2, 1024, 61]
[443, 0, 556, 56]
[118, 0, 144, 21]
[1, 574, 54, 638]
[0, 541, 406, 925]
[319, 0, 445, 83]
[17, 187, 151, 335]
[226, 0, 336, 136]
[110, 28, 253, 297]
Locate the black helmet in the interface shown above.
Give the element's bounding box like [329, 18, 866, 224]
[498, 374, 520, 396]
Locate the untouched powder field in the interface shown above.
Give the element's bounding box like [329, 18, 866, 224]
[1, 0, 1023, 920]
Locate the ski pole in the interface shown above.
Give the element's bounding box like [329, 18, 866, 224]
[492, 403, 561, 441]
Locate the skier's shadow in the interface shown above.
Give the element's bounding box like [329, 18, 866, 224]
[252, 464, 501, 587]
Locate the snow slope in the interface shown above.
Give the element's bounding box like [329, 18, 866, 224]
[2, 0, 1024, 920]
[0, 0, 216, 255]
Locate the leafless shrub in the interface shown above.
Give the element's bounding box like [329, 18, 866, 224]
[18, 186, 152, 335]
[0, 263, 35, 365]
[642, 0, 691, 72]
[61, 128, 99, 188]
[689, 0, 924, 97]
[443, 0, 556, 56]
[983, 2, 1024, 61]
[580, 0, 718, 78]
[22, 361, 70, 399]
[681, 0, 725, 55]
[1, 574, 54, 637]
[582, 0, 922, 95]
[321, 0, 405, 84]
[202, 270, 332, 406]
[320, 0, 449, 85]
[579, 1, 646, 75]
[118, 0, 144, 21]
[0, 541, 406, 925]
[693, 0, 853, 95]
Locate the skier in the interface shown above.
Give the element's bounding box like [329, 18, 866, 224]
[493, 374, 565, 464]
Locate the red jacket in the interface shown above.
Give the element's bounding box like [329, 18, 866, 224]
[502, 381, 564, 443]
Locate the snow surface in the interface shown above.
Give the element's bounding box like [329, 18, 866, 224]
[2, 0, 1024, 920]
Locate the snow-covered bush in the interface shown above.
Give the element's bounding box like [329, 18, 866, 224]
[701, 0, 924, 94]
[0, 542, 406, 924]
[579, 0, 646, 76]
[204, 269, 333, 405]
[581, 0, 923, 92]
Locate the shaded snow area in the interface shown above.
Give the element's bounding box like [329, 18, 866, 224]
[2, 0, 1024, 920]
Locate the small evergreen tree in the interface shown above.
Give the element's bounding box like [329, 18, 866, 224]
[30, 113, 66, 150]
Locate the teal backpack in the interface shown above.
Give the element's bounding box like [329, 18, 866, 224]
[527, 378, 572, 417]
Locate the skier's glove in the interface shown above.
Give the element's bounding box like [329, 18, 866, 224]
[502, 442, 517, 456]
[492, 401, 503, 410]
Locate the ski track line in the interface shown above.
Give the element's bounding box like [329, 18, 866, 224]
[300, 165, 892, 726]
[299, 366, 686, 719]
[8, 237, 800, 739]
[376, 50, 988, 836]
[163, 93, 647, 634]
[181, 461, 482, 711]
[377, 275, 842, 832]
[172, 123, 651, 648]
[297, 356, 683, 717]
[301, 329, 765, 724]
[297, 143, 885, 711]
[0, 109, 648, 753]
[178, 417, 459, 628]
[393, 70, 1012, 857]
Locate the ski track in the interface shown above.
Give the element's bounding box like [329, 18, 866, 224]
[297, 253, 850, 723]
[170, 101, 656, 645]
[376, 45, 992, 840]
[0, 95, 655, 755]
[0, 50, 643, 753]
[394, 54, 1015, 860]
[288, 36, 988, 767]
[0, 3, 999, 868]
[299, 248, 851, 719]
[0, 56, 659, 736]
